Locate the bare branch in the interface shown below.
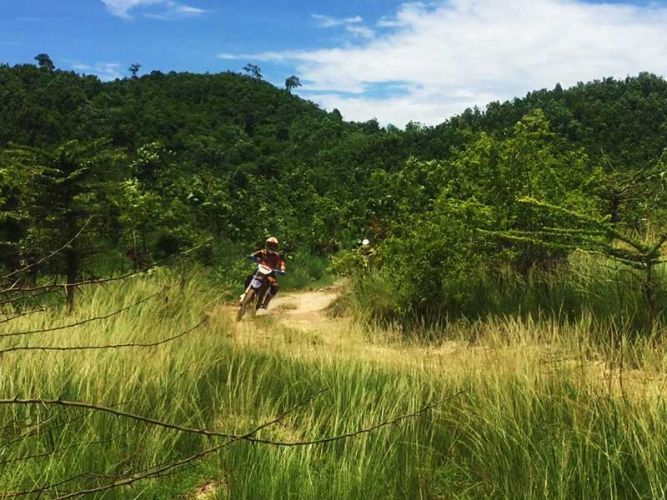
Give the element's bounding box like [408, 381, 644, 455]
[0, 391, 463, 447]
[1, 218, 93, 281]
[0, 245, 203, 297]
[0, 308, 45, 325]
[51, 392, 464, 499]
[0, 290, 163, 339]
[3, 390, 326, 498]
[0, 413, 88, 452]
[244, 390, 466, 447]
[0, 284, 61, 308]
[0, 391, 465, 498]
[0, 317, 207, 356]
[0, 425, 137, 467]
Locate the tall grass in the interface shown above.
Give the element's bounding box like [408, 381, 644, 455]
[349, 251, 667, 337]
[0, 271, 665, 498]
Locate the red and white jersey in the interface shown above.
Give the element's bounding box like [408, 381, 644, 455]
[252, 249, 286, 272]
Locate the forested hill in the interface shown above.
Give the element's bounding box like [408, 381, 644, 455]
[0, 64, 341, 155]
[4, 64, 667, 166]
[441, 72, 667, 168]
[1, 61, 666, 286]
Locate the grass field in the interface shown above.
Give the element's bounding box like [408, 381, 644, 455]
[0, 269, 666, 498]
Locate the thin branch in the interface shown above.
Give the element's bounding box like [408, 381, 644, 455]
[0, 290, 163, 339]
[0, 308, 45, 325]
[4, 390, 326, 498]
[0, 317, 207, 356]
[1, 218, 93, 281]
[242, 391, 466, 447]
[0, 413, 89, 452]
[0, 390, 464, 448]
[0, 245, 203, 297]
[51, 392, 464, 499]
[0, 391, 466, 498]
[1, 473, 91, 499]
[0, 285, 60, 308]
[0, 391, 236, 440]
[0, 425, 137, 467]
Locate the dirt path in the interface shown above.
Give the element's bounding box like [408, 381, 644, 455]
[225, 286, 667, 400]
[229, 285, 469, 371]
[266, 287, 341, 329]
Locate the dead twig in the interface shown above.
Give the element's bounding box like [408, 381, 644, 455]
[2, 390, 326, 498]
[0, 317, 206, 356]
[0, 245, 203, 298]
[1, 219, 93, 282]
[0, 290, 163, 339]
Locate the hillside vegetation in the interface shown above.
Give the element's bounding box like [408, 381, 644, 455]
[1, 57, 667, 497]
[1, 61, 666, 328]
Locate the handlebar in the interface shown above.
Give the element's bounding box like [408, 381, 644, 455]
[247, 255, 286, 275]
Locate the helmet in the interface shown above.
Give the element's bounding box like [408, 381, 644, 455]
[266, 236, 279, 251]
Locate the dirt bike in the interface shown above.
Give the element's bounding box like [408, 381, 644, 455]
[236, 262, 284, 321]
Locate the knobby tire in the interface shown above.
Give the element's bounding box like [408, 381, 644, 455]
[236, 289, 256, 321]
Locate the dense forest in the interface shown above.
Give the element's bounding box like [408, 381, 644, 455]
[1, 57, 665, 326]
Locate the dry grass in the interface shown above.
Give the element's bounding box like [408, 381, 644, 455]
[2, 273, 666, 498]
[224, 287, 667, 404]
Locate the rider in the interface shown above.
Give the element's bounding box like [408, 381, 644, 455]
[249, 236, 286, 309]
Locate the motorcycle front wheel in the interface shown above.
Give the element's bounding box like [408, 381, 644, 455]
[236, 289, 257, 321]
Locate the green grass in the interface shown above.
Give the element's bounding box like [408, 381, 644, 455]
[0, 270, 666, 498]
[348, 250, 667, 337]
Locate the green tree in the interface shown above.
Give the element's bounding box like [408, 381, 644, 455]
[34, 53, 55, 71]
[488, 197, 667, 333]
[285, 75, 302, 94]
[0, 140, 124, 305]
[128, 63, 141, 79]
[243, 63, 263, 79]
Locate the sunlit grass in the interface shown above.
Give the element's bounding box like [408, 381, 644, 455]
[0, 271, 665, 498]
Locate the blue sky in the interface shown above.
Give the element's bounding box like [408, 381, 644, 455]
[2, 0, 667, 126]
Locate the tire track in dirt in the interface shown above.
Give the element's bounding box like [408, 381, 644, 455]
[266, 288, 340, 330]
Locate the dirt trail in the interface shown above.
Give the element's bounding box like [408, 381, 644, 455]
[227, 287, 667, 400]
[229, 285, 471, 371]
[266, 287, 340, 329]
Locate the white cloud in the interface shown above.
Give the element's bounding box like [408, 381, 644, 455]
[312, 14, 363, 28]
[312, 13, 375, 39]
[101, 0, 205, 19]
[346, 25, 375, 39]
[70, 62, 123, 81]
[221, 0, 667, 126]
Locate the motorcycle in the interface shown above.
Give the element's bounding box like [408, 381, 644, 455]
[236, 261, 285, 321]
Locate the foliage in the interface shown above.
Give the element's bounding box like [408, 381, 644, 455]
[487, 197, 667, 333]
[1, 57, 667, 321]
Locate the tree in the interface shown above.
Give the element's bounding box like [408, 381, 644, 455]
[285, 75, 302, 94]
[598, 155, 667, 225]
[128, 63, 141, 79]
[487, 197, 667, 333]
[34, 53, 55, 71]
[1, 140, 124, 306]
[242, 63, 263, 79]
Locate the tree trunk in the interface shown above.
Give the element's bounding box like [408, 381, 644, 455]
[64, 247, 79, 309]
